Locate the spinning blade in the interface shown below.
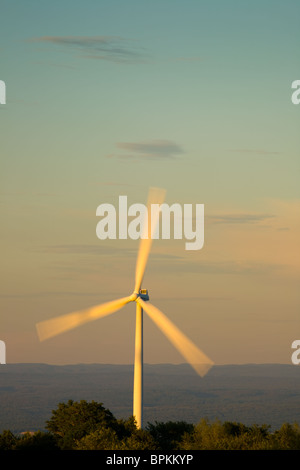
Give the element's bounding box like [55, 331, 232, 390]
[137, 297, 213, 377]
[134, 187, 166, 293]
[36, 295, 133, 341]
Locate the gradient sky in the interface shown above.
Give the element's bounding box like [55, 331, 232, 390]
[1, 0, 299, 367]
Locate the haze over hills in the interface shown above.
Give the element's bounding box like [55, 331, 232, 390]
[0, 363, 299, 434]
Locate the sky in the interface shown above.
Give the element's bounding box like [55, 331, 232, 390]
[1, 0, 299, 367]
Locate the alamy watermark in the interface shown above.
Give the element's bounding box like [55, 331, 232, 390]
[291, 80, 300, 105]
[291, 340, 300, 365]
[96, 196, 204, 251]
[0, 340, 6, 364]
[0, 80, 6, 105]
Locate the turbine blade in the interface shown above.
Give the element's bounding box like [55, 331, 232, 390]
[137, 298, 213, 377]
[36, 295, 133, 341]
[134, 187, 166, 293]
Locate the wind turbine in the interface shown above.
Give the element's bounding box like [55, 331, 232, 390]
[36, 187, 214, 429]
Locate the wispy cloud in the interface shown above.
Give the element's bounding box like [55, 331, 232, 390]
[36, 244, 182, 262]
[28, 35, 149, 64]
[0, 291, 108, 299]
[96, 181, 138, 187]
[160, 259, 284, 276]
[33, 60, 79, 70]
[37, 244, 134, 256]
[207, 213, 275, 224]
[108, 139, 184, 160]
[228, 149, 282, 156]
[171, 56, 202, 62]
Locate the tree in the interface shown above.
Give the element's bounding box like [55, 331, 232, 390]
[146, 420, 194, 450]
[180, 418, 227, 450]
[115, 415, 138, 440]
[222, 421, 249, 437]
[0, 430, 59, 450]
[272, 423, 300, 449]
[120, 428, 158, 450]
[0, 430, 17, 450]
[180, 419, 275, 450]
[46, 400, 118, 449]
[76, 427, 120, 450]
[14, 431, 59, 450]
[76, 426, 157, 450]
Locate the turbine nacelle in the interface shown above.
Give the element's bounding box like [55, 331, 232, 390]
[138, 289, 149, 301]
[130, 289, 149, 302]
[131, 289, 149, 301]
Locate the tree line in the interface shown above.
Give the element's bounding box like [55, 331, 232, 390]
[1, 399, 300, 450]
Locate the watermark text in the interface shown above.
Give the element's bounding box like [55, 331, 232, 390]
[291, 80, 300, 105]
[291, 340, 300, 365]
[0, 340, 6, 364]
[96, 196, 204, 251]
[0, 80, 6, 105]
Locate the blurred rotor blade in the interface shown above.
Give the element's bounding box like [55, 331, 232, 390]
[137, 298, 213, 377]
[36, 295, 133, 341]
[134, 187, 166, 293]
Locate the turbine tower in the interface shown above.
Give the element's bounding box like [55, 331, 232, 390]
[36, 187, 214, 429]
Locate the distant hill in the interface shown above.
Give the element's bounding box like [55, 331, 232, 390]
[0, 363, 299, 433]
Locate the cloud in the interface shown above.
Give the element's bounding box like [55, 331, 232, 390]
[0, 291, 108, 299]
[207, 213, 275, 224]
[228, 149, 281, 156]
[37, 244, 133, 256]
[36, 244, 182, 260]
[172, 56, 202, 62]
[108, 139, 184, 160]
[33, 60, 78, 70]
[96, 181, 139, 188]
[28, 35, 149, 64]
[165, 259, 284, 276]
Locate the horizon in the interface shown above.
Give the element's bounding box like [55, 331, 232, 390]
[3, 360, 296, 367]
